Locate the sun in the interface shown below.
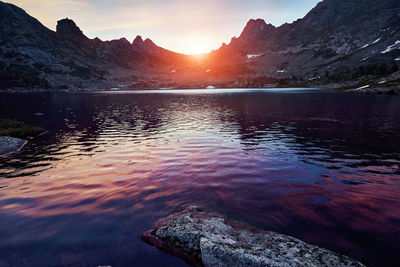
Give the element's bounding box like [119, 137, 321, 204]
[182, 35, 213, 55]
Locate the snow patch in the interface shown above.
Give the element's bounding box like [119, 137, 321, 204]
[371, 38, 381, 45]
[247, 54, 262, 59]
[171, 69, 176, 73]
[276, 70, 287, 73]
[360, 38, 381, 50]
[361, 57, 368, 61]
[206, 86, 216, 89]
[395, 57, 400, 61]
[381, 40, 400, 54]
[308, 76, 321, 81]
[356, 85, 370, 90]
[205, 69, 211, 73]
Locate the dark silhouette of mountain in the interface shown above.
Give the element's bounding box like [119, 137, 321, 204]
[56, 18, 87, 41]
[0, 0, 400, 91]
[0, 1, 186, 90]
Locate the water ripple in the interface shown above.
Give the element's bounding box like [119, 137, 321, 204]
[0, 89, 399, 266]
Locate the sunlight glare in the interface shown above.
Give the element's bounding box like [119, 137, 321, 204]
[182, 35, 213, 55]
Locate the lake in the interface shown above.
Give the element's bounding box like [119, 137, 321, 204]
[0, 88, 399, 266]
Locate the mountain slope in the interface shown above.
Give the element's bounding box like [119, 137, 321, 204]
[0, 1, 186, 90]
[213, 0, 400, 87]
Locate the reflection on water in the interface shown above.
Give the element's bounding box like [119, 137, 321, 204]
[0, 89, 400, 266]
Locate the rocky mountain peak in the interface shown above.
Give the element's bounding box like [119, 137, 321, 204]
[246, 19, 268, 30]
[132, 35, 144, 46]
[108, 38, 131, 49]
[0, 1, 52, 43]
[117, 37, 130, 45]
[144, 38, 156, 47]
[56, 18, 86, 40]
[132, 36, 159, 53]
[240, 19, 275, 38]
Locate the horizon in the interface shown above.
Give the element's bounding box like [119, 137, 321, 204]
[7, 0, 321, 55]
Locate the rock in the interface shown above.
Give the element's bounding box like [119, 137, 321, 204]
[346, 87, 400, 95]
[0, 136, 27, 156]
[56, 18, 87, 41]
[142, 207, 365, 267]
[132, 35, 145, 49]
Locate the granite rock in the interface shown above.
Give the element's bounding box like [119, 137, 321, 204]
[142, 207, 366, 267]
[0, 136, 27, 156]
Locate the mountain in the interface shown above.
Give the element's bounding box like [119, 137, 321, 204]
[211, 0, 400, 88]
[0, 1, 185, 90]
[0, 0, 400, 91]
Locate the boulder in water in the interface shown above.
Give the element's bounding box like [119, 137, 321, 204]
[0, 136, 27, 156]
[142, 207, 365, 267]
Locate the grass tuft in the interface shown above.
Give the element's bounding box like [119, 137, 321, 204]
[0, 119, 45, 138]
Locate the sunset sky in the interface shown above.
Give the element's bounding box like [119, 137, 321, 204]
[9, 0, 321, 54]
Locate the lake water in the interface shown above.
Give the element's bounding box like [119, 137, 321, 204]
[0, 88, 400, 266]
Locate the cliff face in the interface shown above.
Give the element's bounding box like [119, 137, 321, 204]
[56, 18, 87, 41]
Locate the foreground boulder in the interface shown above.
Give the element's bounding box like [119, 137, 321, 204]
[142, 207, 365, 267]
[0, 136, 27, 156]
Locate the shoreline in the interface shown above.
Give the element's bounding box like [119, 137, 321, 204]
[345, 86, 400, 95]
[0, 119, 46, 157]
[0, 84, 399, 95]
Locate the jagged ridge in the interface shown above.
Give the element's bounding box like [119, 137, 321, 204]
[0, 1, 184, 90]
[1, 0, 400, 91]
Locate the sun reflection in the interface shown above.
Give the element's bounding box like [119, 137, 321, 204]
[1, 91, 400, 267]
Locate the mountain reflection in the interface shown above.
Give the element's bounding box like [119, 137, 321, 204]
[0, 89, 399, 266]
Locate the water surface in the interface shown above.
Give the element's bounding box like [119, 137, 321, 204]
[0, 88, 399, 266]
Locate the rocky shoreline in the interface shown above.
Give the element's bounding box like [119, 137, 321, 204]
[1, 82, 399, 95]
[0, 136, 27, 157]
[142, 207, 366, 267]
[346, 86, 400, 95]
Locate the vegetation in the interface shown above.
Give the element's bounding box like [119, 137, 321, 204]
[0, 63, 49, 89]
[0, 119, 45, 138]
